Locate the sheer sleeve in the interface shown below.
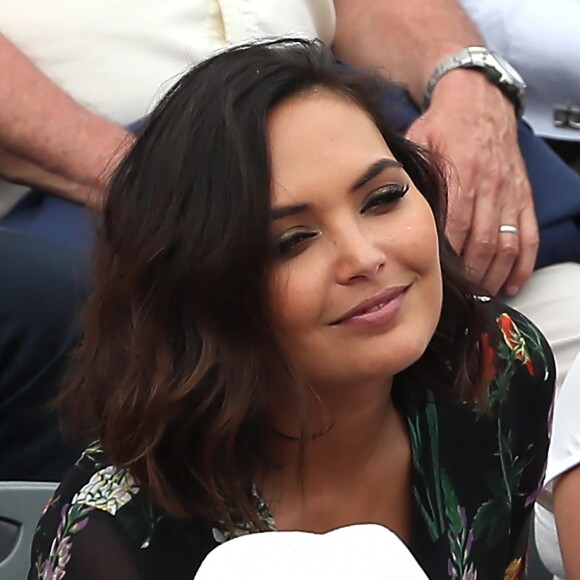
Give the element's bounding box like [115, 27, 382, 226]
[29, 504, 143, 580]
[28, 447, 218, 579]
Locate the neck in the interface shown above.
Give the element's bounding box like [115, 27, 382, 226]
[266, 376, 401, 486]
[260, 376, 413, 538]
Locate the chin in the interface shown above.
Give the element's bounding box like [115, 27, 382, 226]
[292, 317, 440, 387]
[358, 330, 434, 380]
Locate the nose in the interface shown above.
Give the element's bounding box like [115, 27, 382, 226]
[334, 224, 386, 284]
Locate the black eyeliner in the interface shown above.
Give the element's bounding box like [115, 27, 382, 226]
[276, 230, 318, 259]
[361, 183, 409, 213]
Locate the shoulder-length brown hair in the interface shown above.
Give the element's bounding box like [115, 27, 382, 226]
[60, 39, 492, 530]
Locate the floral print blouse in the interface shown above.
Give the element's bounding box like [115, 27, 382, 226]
[29, 303, 555, 579]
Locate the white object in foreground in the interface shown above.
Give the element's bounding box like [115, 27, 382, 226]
[194, 523, 428, 579]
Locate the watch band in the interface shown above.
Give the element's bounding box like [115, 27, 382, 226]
[423, 46, 526, 118]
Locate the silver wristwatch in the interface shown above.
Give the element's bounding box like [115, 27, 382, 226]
[423, 46, 527, 118]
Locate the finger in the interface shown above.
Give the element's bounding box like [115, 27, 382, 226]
[407, 116, 474, 254]
[443, 166, 473, 254]
[461, 169, 504, 285]
[478, 156, 536, 295]
[480, 220, 521, 295]
[502, 202, 539, 296]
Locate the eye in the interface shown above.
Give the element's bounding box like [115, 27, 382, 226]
[360, 184, 409, 215]
[275, 229, 319, 260]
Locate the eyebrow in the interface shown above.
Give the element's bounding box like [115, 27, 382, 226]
[350, 158, 403, 192]
[271, 158, 403, 221]
[271, 202, 310, 221]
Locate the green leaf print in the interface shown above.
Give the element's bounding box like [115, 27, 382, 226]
[517, 317, 550, 380]
[472, 500, 496, 540]
[407, 401, 445, 541]
[488, 341, 517, 407]
[116, 493, 168, 549]
[441, 471, 462, 536]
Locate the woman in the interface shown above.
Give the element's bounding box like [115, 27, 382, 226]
[29, 40, 554, 579]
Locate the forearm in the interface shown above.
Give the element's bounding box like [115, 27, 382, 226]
[332, 0, 484, 105]
[0, 146, 102, 208]
[0, 33, 131, 204]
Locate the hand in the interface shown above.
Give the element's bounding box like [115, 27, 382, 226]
[406, 70, 538, 296]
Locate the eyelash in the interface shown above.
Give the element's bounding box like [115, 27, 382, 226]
[360, 183, 409, 214]
[275, 230, 319, 260]
[274, 183, 409, 260]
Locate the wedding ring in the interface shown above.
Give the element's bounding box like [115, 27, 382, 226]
[499, 224, 519, 235]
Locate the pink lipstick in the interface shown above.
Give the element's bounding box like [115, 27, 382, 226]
[332, 284, 410, 328]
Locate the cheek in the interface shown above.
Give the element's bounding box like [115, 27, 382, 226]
[414, 222, 441, 274]
[268, 260, 328, 341]
[413, 216, 444, 327]
[394, 202, 443, 323]
[393, 202, 441, 277]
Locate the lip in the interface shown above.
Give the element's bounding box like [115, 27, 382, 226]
[331, 284, 411, 327]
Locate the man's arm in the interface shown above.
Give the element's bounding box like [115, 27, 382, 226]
[0, 33, 133, 208]
[332, 0, 538, 297]
[332, 0, 482, 104]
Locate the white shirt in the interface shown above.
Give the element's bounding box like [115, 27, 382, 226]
[535, 350, 580, 579]
[0, 0, 336, 125]
[0, 0, 335, 213]
[460, 0, 580, 141]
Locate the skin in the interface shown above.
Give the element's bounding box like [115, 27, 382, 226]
[553, 464, 580, 578]
[260, 91, 443, 542]
[3, 0, 539, 286]
[333, 0, 538, 297]
[0, 33, 132, 208]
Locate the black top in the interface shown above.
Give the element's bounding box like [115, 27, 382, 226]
[29, 304, 555, 579]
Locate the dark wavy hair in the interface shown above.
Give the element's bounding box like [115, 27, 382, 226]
[60, 39, 492, 530]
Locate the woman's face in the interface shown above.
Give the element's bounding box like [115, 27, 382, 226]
[267, 91, 442, 391]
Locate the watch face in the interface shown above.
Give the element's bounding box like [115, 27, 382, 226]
[423, 46, 526, 117]
[490, 52, 526, 87]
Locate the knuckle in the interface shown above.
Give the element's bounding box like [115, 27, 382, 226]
[465, 263, 483, 284]
[447, 215, 470, 236]
[521, 179, 533, 199]
[473, 236, 497, 257]
[486, 165, 503, 187]
[527, 232, 540, 250]
[498, 239, 519, 259]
